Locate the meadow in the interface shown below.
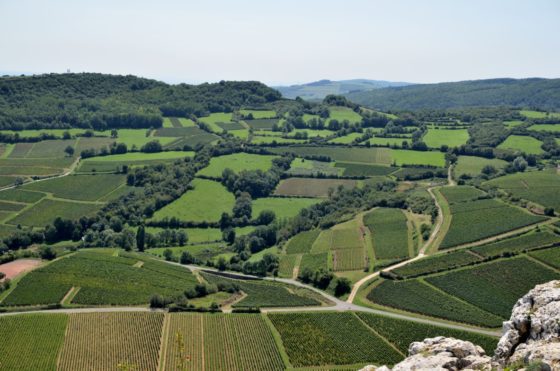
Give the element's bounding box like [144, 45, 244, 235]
[497, 135, 544, 154]
[328, 132, 363, 144]
[328, 106, 363, 123]
[252, 197, 320, 220]
[454, 155, 508, 177]
[367, 136, 411, 147]
[151, 178, 235, 223]
[422, 128, 469, 148]
[197, 152, 278, 177]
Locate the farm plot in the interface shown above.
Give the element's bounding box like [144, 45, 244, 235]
[152, 178, 235, 223]
[333, 248, 365, 271]
[367, 136, 411, 147]
[0, 188, 45, 203]
[484, 169, 560, 210]
[164, 313, 284, 371]
[240, 109, 277, 119]
[427, 257, 560, 318]
[216, 121, 246, 130]
[279, 254, 298, 277]
[287, 158, 343, 176]
[529, 246, 560, 270]
[423, 128, 469, 148]
[328, 106, 363, 123]
[25, 139, 75, 158]
[274, 178, 357, 197]
[328, 132, 363, 144]
[148, 242, 231, 262]
[266, 146, 392, 165]
[202, 272, 320, 308]
[363, 208, 409, 260]
[245, 118, 280, 130]
[391, 149, 446, 167]
[269, 312, 402, 367]
[367, 279, 503, 327]
[300, 252, 329, 272]
[58, 312, 163, 371]
[455, 156, 508, 177]
[520, 110, 560, 119]
[471, 229, 560, 258]
[77, 151, 194, 173]
[439, 187, 545, 249]
[252, 197, 320, 220]
[392, 250, 483, 279]
[97, 128, 177, 148]
[1, 250, 198, 306]
[0, 157, 74, 176]
[0, 313, 68, 371]
[0, 259, 42, 280]
[8, 198, 101, 227]
[528, 124, 560, 132]
[23, 174, 126, 201]
[334, 162, 397, 176]
[497, 135, 544, 154]
[285, 230, 320, 254]
[197, 152, 278, 177]
[155, 127, 219, 148]
[74, 137, 116, 154]
[356, 312, 498, 355]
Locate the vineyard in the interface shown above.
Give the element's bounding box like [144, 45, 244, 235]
[363, 208, 409, 260]
[367, 279, 503, 327]
[57, 312, 163, 371]
[427, 257, 560, 318]
[285, 229, 320, 254]
[1, 250, 198, 306]
[470, 229, 560, 258]
[268, 312, 402, 367]
[333, 248, 365, 271]
[355, 312, 498, 355]
[300, 252, 329, 272]
[0, 314, 68, 371]
[529, 246, 560, 269]
[391, 250, 482, 279]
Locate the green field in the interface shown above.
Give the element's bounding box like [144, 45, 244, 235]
[528, 124, 560, 132]
[287, 158, 342, 176]
[439, 187, 545, 249]
[335, 162, 397, 176]
[484, 169, 560, 210]
[364, 208, 409, 260]
[1, 250, 198, 306]
[328, 132, 363, 144]
[454, 156, 508, 177]
[101, 129, 177, 148]
[274, 177, 358, 197]
[391, 149, 446, 167]
[471, 229, 560, 258]
[427, 257, 560, 318]
[8, 198, 101, 227]
[78, 151, 194, 172]
[285, 229, 321, 254]
[328, 106, 363, 123]
[497, 135, 544, 154]
[240, 109, 277, 119]
[24, 174, 126, 201]
[300, 252, 329, 272]
[252, 197, 320, 220]
[529, 246, 560, 270]
[251, 136, 308, 145]
[0, 314, 68, 371]
[152, 178, 235, 223]
[520, 110, 560, 119]
[367, 279, 503, 327]
[267, 146, 392, 165]
[423, 128, 469, 148]
[367, 136, 411, 147]
[197, 152, 278, 177]
[392, 250, 483, 279]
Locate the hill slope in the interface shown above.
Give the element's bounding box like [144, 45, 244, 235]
[274, 79, 410, 100]
[345, 78, 560, 111]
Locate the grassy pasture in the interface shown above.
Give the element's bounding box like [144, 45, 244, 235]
[423, 128, 469, 148]
[291, 129, 335, 138]
[24, 174, 126, 201]
[152, 178, 235, 223]
[8, 199, 101, 227]
[328, 106, 363, 123]
[197, 152, 277, 177]
[427, 257, 560, 318]
[58, 312, 163, 371]
[367, 136, 411, 147]
[497, 135, 543, 154]
[0, 314, 68, 371]
[100, 129, 176, 148]
[454, 156, 508, 177]
[252, 197, 320, 220]
[528, 124, 560, 132]
[328, 132, 363, 144]
[364, 208, 409, 260]
[228, 129, 250, 139]
[391, 149, 446, 167]
[484, 169, 560, 210]
[269, 312, 402, 367]
[274, 178, 358, 197]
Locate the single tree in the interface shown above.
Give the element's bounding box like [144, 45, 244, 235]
[136, 225, 145, 252]
[64, 145, 75, 157]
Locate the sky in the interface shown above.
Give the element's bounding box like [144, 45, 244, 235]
[1, 0, 559, 85]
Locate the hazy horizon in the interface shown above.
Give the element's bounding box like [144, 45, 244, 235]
[1, 0, 559, 85]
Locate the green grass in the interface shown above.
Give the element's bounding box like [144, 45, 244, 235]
[245, 118, 280, 130]
[497, 135, 544, 154]
[268, 312, 402, 367]
[291, 129, 335, 138]
[328, 106, 363, 123]
[1, 250, 198, 306]
[152, 178, 235, 223]
[8, 199, 101, 227]
[367, 279, 503, 327]
[528, 124, 560, 132]
[364, 208, 409, 260]
[454, 156, 508, 177]
[484, 169, 560, 210]
[391, 149, 446, 167]
[197, 152, 278, 177]
[285, 230, 321, 254]
[0, 314, 68, 371]
[252, 197, 320, 220]
[228, 129, 250, 139]
[520, 110, 560, 119]
[423, 128, 469, 148]
[355, 312, 498, 355]
[24, 174, 126, 201]
[328, 132, 363, 144]
[426, 257, 560, 318]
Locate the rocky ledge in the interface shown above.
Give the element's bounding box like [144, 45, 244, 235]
[360, 280, 560, 371]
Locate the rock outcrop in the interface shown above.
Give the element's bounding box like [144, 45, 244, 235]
[359, 280, 560, 371]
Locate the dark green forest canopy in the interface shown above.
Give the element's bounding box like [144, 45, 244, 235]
[345, 78, 560, 111]
[0, 73, 282, 130]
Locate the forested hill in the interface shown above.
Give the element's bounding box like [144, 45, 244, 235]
[0, 73, 281, 130]
[344, 78, 560, 111]
[274, 79, 410, 100]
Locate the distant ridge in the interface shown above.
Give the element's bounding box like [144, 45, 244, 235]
[273, 79, 411, 100]
[344, 78, 560, 111]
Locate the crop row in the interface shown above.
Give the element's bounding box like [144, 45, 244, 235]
[363, 208, 409, 260]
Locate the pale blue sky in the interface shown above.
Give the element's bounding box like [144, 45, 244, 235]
[1, 0, 558, 85]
